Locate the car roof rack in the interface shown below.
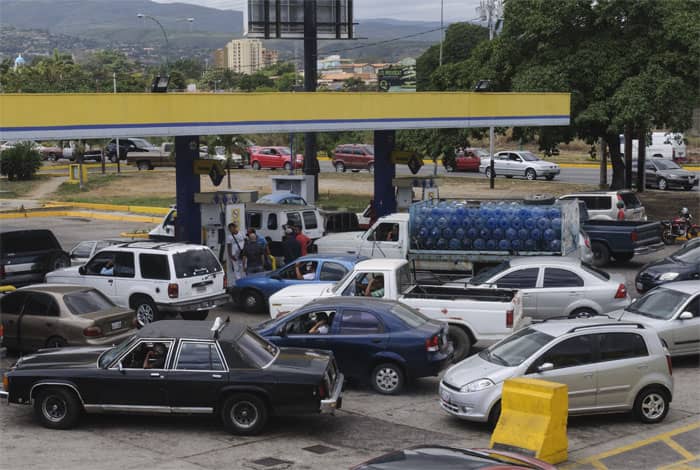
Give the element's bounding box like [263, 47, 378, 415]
[211, 316, 230, 339]
[566, 322, 645, 333]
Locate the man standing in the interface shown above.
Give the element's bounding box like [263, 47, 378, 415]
[242, 233, 265, 274]
[295, 225, 311, 256]
[226, 223, 245, 285]
[283, 227, 301, 265]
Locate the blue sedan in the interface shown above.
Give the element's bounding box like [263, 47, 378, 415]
[256, 297, 453, 395]
[231, 255, 361, 313]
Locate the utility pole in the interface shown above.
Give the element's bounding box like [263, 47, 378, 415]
[303, 0, 319, 201]
[439, 0, 444, 67]
[113, 72, 120, 174]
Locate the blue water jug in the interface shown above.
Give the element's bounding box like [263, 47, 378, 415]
[473, 238, 486, 250]
[498, 239, 510, 250]
[449, 238, 461, 250]
[486, 239, 498, 250]
[492, 228, 504, 240]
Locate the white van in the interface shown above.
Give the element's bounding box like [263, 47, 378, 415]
[245, 203, 324, 256]
[620, 132, 687, 161]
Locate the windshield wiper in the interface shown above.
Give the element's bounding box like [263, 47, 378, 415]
[490, 352, 508, 366]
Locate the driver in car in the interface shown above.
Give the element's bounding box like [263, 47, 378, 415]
[143, 343, 167, 369]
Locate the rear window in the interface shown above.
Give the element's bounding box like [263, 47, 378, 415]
[173, 249, 222, 278]
[64, 289, 116, 315]
[620, 192, 642, 208]
[286, 212, 302, 228]
[1, 231, 58, 253]
[390, 303, 428, 328]
[581, 263, 610, 281]
[238, 330, 278, 368]
[303, 211, 318, 229]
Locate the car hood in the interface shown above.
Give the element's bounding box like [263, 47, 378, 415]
[640, 256, 690, 276]
[45, 266, 81, 278]
[656, 168, 696, 178]
[442, 353, 516, 388]
[14, 346, 108, 371]
[315, 231, 364, 252]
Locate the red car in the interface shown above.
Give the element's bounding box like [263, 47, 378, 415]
[248, 146, 303, 170]
[444, 147, 488, 172]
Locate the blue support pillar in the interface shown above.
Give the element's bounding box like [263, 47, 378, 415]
[175, 135, 201, 244]
[374, 130, 396, 218]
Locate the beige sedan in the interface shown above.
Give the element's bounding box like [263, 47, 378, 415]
[0, 284, 136, 352]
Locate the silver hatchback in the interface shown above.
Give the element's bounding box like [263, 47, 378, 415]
[439, 319, 674, 425]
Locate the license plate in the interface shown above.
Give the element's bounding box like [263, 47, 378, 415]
[440, 388, 451, 403]
[636, 282, 643, 291]
[111, 321, 122, 330]
[196, 286, 206, 292]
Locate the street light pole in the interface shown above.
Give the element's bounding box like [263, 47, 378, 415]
[439, 0, 444, 67]
[113, 72, 120, 174]
[137, 13, 169, 70]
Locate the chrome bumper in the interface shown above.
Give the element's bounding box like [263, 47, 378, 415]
[158, 293, 231, 313]
[320, 373, 344, 414]
[634, 241, 665, 256]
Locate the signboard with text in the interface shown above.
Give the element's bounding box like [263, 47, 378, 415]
[378, 66, 416, 93]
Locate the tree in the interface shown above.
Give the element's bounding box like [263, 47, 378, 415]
[0, 142, 42, 180]
[342, 77, 369, 92]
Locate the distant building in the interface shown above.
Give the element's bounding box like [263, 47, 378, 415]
[13, 53, 25, 71]
[213, 48, 226, 69]
[213, 39, 278, 74]
[262, 49, 279, 68]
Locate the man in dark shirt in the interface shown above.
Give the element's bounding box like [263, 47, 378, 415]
[242, 233, 265, 274]
[283, 227, 301, 264]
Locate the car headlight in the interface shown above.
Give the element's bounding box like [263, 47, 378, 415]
[460, 378, 494, 392]
[659, 272, 679, 281]
[668, 174, 678, 178]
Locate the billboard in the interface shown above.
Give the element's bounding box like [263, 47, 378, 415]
[377, 65, 416, 93]
[248, 0, 354, 40]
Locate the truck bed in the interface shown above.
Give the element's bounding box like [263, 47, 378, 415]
[583, 219, 663, 260]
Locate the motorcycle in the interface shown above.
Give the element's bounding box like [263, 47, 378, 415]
[661, 208, 699, 245]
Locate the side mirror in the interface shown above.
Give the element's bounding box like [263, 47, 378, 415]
[118, 362, 124, 374]
[537, 362, 554, 373]
[78, 266, 86, 275]
[276, 326, 287, 337]
[679, 311, 693, 320]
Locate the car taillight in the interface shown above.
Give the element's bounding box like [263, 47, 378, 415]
[83, 326, 103, 337]
[666, 355, 673, 376]
[630, 231, 638, 242]
[584, 236, 591, 248]
[425, 335, 439, 352]
[615, 283, 627, 299]
[506, 308, 514, 328]
[223, 273, 227, 289]
[168, 283, 179, 298]
[2, 373, 8, 392]
[318, 383, 327, 399]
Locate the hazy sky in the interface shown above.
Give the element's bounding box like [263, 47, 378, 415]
[153, 0, 486, 22]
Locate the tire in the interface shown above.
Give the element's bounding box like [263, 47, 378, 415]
[569, 308, 598, 319]
[545, 174, 555, 181]
[45, 336, 67, 348]
[661, 228, 675, 245]
[368, 163, 374, 174]
[525, 168, 537, 180]
[485, 167, 494, 179]
[252, 161, 261, 170]
[591, 241, 610, 267]
[283, 162, 292, 171]
[614, 252, 634, 262]
[130, 295, 160, 326]
[181, 310, 209, 321]
[487, 401, 501, 429]
[447, 325, 472, 363]
[371, 362, 405, 395]
[34, 387, 82, 430]
[137, 161, 151, 171]
[505, 175, 513, 179]
[242, 290, 264, 313]
[685, 185, 694, 191]
[444, 164, 454, 173]
[634, 387, 669, 424]
[334, 162, 346, 172]
[658, 178, 668, 190]
[47, 153, 57, 162]
[221, 393, 268, 435]
[49, 253, 70, 271]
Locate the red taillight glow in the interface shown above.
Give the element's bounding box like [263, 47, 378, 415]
[615, 283, 628, 299]
[318, 383, 327, 399]
[506, 309, 514, 328]
[168, 283, 179, 298]
[666, 355, 673, 376]
[0, 323, 4, 338]
[83, 326, 103, 337]
[585, 237, 591, 248]
[631, 231, 638, 242]
[425, 335, 439, 352]
[223, 273, 227, 289]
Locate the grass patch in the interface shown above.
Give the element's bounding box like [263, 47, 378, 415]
[0, 175, 50, 198]
[58, 195, 175, 207]
[54, 174, 122, 196]
[316, 192, 369, 212]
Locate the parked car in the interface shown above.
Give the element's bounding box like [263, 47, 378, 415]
[105, 138, 158, 163]
[0, 140, 62, 160]
[45, 242, 230, 325]
[352, 446, 557, 470]
[332, 144, 375, 172]
[257, 297, 453, 395]
[0, 285, 136, 352]
[1, 229, 70, 287]
[444, 148, 487, 172]
[559, 190, 646, 221]
[231, 255, 360, 313]
[440, 319, 674, 425]
[609, 281, 699, 357]
[582, 219, 664, 266]
[0, 318, 344, 435]
[635, 243, 700, 293]
[256, 191, 308, 205]
[69, 239, 129, 266]
[642, 158, 698, 191]
[480, 151, 560, 180]
[467, 257, 629, 320]
[249, 146, 303, 170]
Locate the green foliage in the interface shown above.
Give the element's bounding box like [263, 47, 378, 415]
[396, 128, 472, 164]
[343, 77, 370, 92]
[239, 73, 274, 91]
[0, 142, 42, 180]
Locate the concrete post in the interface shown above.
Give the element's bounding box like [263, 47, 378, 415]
[175, 135, 201, 244]
[374, 130, 396, 218]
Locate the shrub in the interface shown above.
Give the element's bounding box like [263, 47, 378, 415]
[0, 142, 42, 180]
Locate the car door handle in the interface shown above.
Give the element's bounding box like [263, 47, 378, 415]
[371, 338, 382, 344]
[108, 279, 113, 284]
[212, 374, 223, 379]
[150, 372, 162, 378]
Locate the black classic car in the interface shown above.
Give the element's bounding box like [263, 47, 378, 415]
[0, 318, 343, 435]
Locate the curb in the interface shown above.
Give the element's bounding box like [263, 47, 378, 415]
[0, 210, 161, 223]
[45, 201, 170, 215]
[40, 163, 119, 171]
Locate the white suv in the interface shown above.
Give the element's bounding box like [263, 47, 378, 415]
[46, 242, 230, 325]
[440, 319, 673, 425]
[559, 190, 646, 221]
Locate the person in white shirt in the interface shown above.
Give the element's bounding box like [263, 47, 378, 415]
[295, 261, 317, 280]
[226, 223, 246, 285]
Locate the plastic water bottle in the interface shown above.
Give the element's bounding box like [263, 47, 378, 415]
[449, 216, 461, 230]
[537, 217, 550, 230]
[492, 228, 504, 240]
[486, 217, 498, 229]
[436, 238, 448, 250]
[551, 217, 562, 229]
[548, 207, 561, 218]
[449, 238, 461, 250]
[418, 227, 428, 238]
[518, 228, 529, 240]
[442, 227, 453, 239]
[499, 217, 511, 230]
[505, 228, 517, 240]
[499, 239, 510, 250]
[543, 228, 555, 241]
[463, 238, 473, 249]
[473, 238, 486, 250]
[455, 227, 466, 239]
[424, 216, 435, 228]
[486, 239, 498, 250]
[461, 217, 473, 229]
[524, 238, 537, 251]
[524, 217, 536, 230]
[467, 228, 478, 239]
[531, 228, 542, 240]
[479, 228, 491, 239]
[511, 239, 522, 251]
[549, 239, 562, 252]
[424, 237, 435, 248]
[437, 216, 448, 229]
[430, 226, 441, 238]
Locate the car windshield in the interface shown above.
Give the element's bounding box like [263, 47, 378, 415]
[479, 327, 554, 367]
[654, 160, 681, 170]
[331, 268, 356, 294]
[626, 287, 690, 319]
[469, 261, 510, 285]
[671, 244, 700, 263]
[238, 330, 279, 368]
[173, 249, 222, 278]
[64, 289, 116, 315]
[98, 334, 137, 368]
[521, 151, 540, 161]
[390, 303, 428, 328]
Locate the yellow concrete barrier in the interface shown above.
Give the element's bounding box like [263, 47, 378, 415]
[0, 285, 17, 294]
[490, 377, 568, 464]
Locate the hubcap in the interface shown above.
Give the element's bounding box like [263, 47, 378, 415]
[375, 367, 399, 392]
[527, 171, 536, 180]
[231, 401, 258, 428]
[659, 179, 667, 189]
[244, 294, 258, 308]
[642, 393, 665, 420]
[136, 304, 155, 326]
[42, 396, 68, 423]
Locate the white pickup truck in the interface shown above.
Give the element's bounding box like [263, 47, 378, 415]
[268, 258, 525, 361]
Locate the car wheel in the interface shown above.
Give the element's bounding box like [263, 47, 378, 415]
[545, 174, 555, 181]
[591, 241, 610, 267]
[485, 167, 494, 179]
[47, 153, 57, 162]
[368, 163, 374, 174]
[569, 308, 597, 319]
[45, 336, 67, 348]
[50, 253, 70, 270]
[684, 185, 694, 191]
[34, 387, 82, 430]
[614, 252, 634, 262]
[487, 400, 501, 429]
[252, 161, 261, 170]
[137, 161, 151, 171]
[634, 387, 669, 423]
[335, 162, 345, 172]
[181, 310, 209, 321]
[283, 162, 292, 171]
[371, 362, 404, 395]
[525, 168, 537, 180]
[447, 325, 472, 363]
[444, 164, 454, 172]
[658, 178, 668, 190]
[221, 393, 268, 435]
[242, 290, 264, 313]
[131, 295, 160, 326]
[505, 175, 513, 179]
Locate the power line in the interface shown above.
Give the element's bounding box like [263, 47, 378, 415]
[320, 27, 443, 56]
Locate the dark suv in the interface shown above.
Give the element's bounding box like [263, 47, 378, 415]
[0, 230, 70, 287]
[332, 144, 375, 172]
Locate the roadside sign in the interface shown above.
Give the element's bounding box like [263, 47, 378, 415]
[193, 159, 225, 186]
